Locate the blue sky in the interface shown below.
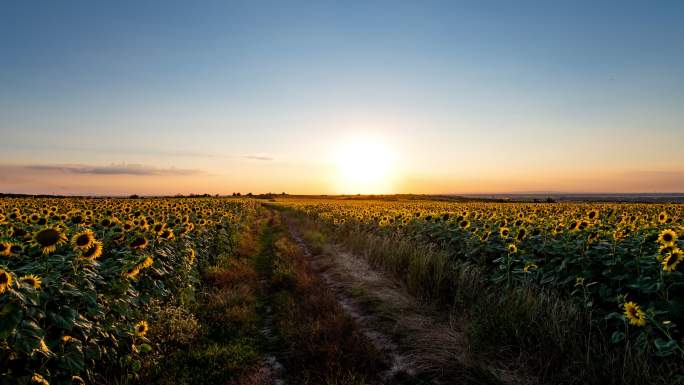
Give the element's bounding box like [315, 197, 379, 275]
[1, 1, 683, 194]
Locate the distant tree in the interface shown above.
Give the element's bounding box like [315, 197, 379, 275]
[236, 192, 241, 197]
[129, 194, 139, 199]
[247, 192, 253, 197]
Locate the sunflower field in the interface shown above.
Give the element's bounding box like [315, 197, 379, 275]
[0, 197, 258, 385]
[277, 199, 684, 362]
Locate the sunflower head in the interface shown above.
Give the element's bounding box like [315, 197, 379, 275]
[34, 228, 67, 254]
[587, 232, 599, 243]
[516, 228, 526, 241]
[134, 320, 149, 337]
[31, 373, 49, 385]
[523, 262, 538, 273]
[160, 229, 175, 240]
[623, 301, 647, 327]
[9, 243, 23, 255]
[139, 256, 154, 269]
[662, 248, 684, 272]
[123, 266, 141, 279]
[508, 244, 517, 253]
[0, 242, 11, 257]
[500, 227, 510, 238]
[152, 223, 165, 235]
[658, 212, 668, 224]
[658, 229, 677, 246]
[129, 236, 148, 250]
[20, 274, 42, 289]
[0, 268, 13, 293]
[80, 240, 103, 260]
[71, 229, 96, 251]
[186, 248, 196, 264]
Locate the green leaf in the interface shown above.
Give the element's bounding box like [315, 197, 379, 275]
[0, 303, 22, 339]
[610, 331, 625, 344]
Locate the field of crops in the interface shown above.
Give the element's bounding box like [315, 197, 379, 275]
[0, 197, 258, 384]
[3, 196, 684, 384]
[278, 199, 684, 362]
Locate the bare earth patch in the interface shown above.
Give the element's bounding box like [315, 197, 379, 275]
[285, 215, 531, 385]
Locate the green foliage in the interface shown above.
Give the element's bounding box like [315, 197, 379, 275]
[0, 197, 258, 384]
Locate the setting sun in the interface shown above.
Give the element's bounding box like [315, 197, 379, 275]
[335, 139, 394, 193]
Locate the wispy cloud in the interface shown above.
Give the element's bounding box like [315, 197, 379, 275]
[25, 163, 204, 176]
[243, 154, 275, 161]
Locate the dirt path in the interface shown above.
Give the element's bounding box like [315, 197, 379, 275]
[284, 216, 516, 385]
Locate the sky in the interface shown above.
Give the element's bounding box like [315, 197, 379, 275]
[1, 0, 683, 195]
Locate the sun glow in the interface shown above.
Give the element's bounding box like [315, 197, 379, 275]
[335, 139, 394, 193]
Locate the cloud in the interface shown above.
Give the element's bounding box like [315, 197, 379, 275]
[243, 154, 275, 161]
[25, 163, 204, 176]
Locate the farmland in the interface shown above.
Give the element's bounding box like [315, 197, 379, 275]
[1, 196, 683, 385]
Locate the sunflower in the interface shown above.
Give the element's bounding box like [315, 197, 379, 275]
[658, 229, 677, 246]
[500, 227, 510, 238]
[523, 262, 538, 273]
[9, 243, 23, 255]
[186, 248, 196, 264]
[587, 232, 599, 243]
[61, 335, 73, 344]
[152, 223, 165, 235]
[139, 256, 154, 269]
[134, 320, 149, 337]
[20, 274, 42, 289]
[658, 212, 668, 224]
[516, 228, 526, 241]
[34, 228, 67, 254]
[623, 301, 647, 327]
[123, 266, 140, 279]
[38, 338, 51, 354]
[129, 236, 148, 250]
[80, 240, 103, 260]
[0, 268, 13, 293]
[160, 228, 175, 240]
[69, 213, 84, 225]
[459, 220, 470, 229]
[508, 244, 517, 253]
[659, 244, 676, 256]
[70, 229, 96, 251]
[0, 242, 11, 257]
[662, 248, 684, 272]
[31, 373, 49, 385]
